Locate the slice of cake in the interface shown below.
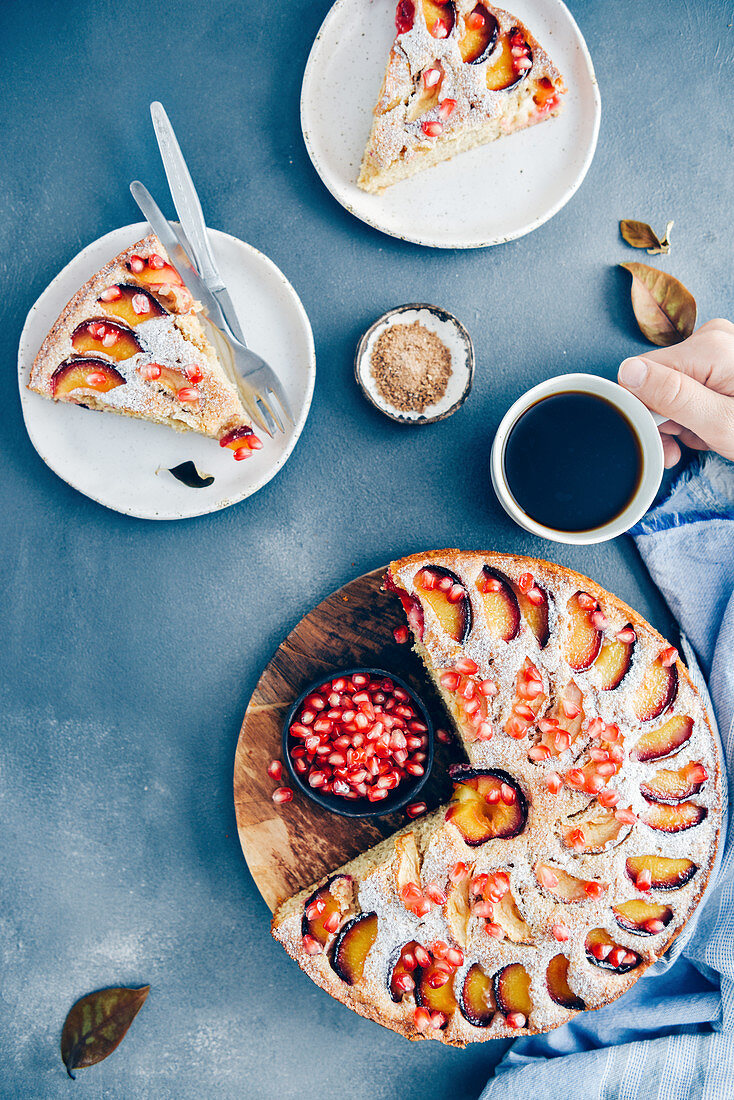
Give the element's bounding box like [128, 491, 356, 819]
[271, 551, 721, 1044]
[358, 1, 566, 193]
[28, 234, 260, 460]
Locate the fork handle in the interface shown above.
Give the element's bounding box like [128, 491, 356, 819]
[150, 101, 221, 287]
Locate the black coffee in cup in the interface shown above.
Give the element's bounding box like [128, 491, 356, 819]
[503, 392, 643, 533]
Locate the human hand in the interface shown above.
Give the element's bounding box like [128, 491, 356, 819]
[617, 318, 734, 467]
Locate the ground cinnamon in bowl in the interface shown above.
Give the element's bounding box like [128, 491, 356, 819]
[369, 321, 452, 413]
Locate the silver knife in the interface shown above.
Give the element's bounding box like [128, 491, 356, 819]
[129, 180, 273, 437]
[150, 100, 248, 346]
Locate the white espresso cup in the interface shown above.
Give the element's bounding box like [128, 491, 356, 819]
[490, 373, 665, 545]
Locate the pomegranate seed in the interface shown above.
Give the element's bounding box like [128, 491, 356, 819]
[306, 694, 326, 711]
[528, 745, 549, 762]
[617, 627, 636, 644]
[302, 934, 321, 955]
[485, 922, 504, 939]
[609, 947, 627, 968]
[449, 861, 469, 884]
[527, 586, 545, 606]
[577, 593, 597, 610]
[308, 771, 327, 788]
[660, 646, 678, 667]
[323, 910, 341, 934]
[506, 716, 527, 739]
[636, 869, 652, 891]
[456, 658, 479, 676]
[552, 923, 570, 942]
[427, 968, 449, 989]
[596, 762, 616, 777]
[445, 947, 463, 967]
[393, 625, 410, 644]
[645, 918, 665, 934]
[485, 789, 500, 804]
[609, 745, 624, 763]
[615, 808, 637, 825]
[447, 583, 464, 602]
[430, 17, 449, 37]
[517, 572, 533, 593]
[584, 773, 605, 794]
[426, 884, 446, 905]
[423, 66, 442, 89]
[584, 881, 604, 898]
[406, 802, 427, 818]
[623, 951, 638, 965]
[402, 951, 417, 971]
[561, 698, 581, 719]
[131, 292, 150, 315]
[598, 788, 620, 808]
[395, 0, 415, 34]
[500, 783, 516, 805]
[438, 98, 457, 120]
[506, 1012, 526, 1029]
[605, 724, 622, 744]
[440, 671, 460, 691]
[591, 610, 608, 631]
[148, 253, 166, 270]
[467, 10, 485, 29]
[690, 764, 708, 784]
[177, 386, 200, 403]
[414, 1006, 431, 1032]
[186, 364, 203, 384]
[85, 371, 108, 388]
[473, 900, 494, 918]
[99, 285, 122, 301]
[565, 769, 585, 789]
[129, 255, 145, 273]
[478, 679, 498, 696]
[475, 721, 493, 741]
[587, 718, 605, 739]
[568, 828, 585, 850]
[101, 330, 118, 347]
[481, 575, 502, 593]
[394, 972, 415, 993]
[272, 786, 293, 804]
[434, 727, 451, 746]
[554, 731, 571, 753]
[470, 874, 489, 896]
[537, 865, 559, 889]
[267, 760, 283, 782]
[414, 945, 432, 968]
[294, 759, 308, 774]
[513, 703, 535, 722]
[430, 1011, 447, 1030]
[546, 771, 562, 794]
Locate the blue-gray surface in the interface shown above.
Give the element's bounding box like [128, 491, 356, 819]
[1, 1, 731, 1097]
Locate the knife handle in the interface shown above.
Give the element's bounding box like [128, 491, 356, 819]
[150, 101, 221, 286]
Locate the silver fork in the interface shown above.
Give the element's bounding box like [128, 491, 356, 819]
[149, 101, 294, 436]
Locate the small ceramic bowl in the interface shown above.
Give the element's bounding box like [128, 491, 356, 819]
[282, 667, 434, 818]
[355, 304, 474, 424]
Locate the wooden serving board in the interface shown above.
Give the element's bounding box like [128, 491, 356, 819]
[233, 566, 461, 912]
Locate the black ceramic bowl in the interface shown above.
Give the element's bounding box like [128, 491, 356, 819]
[282, 667, 434, 819]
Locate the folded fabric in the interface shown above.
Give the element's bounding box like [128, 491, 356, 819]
[481, 454, 734, 1100]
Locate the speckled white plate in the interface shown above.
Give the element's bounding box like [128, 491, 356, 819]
[18, 223, 315, 520]
[301, 0, 601, 248]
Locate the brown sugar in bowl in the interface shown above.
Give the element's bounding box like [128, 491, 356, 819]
[355, 304, 474, 424]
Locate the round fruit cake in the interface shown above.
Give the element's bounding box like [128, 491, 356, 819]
[271, 550, 722, 1045]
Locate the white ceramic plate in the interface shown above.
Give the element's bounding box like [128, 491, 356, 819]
[18, 223, 315, 520]
[301, 0, 601, 248]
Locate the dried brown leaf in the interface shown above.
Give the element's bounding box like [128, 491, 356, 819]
[60, 985, 150, 1079]
[620, 262, 696, 347]
[620, 219, 674, 255]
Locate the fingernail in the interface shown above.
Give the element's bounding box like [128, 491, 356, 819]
[619, 357, 648, 390]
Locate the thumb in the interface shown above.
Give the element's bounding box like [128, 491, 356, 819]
[618, 356, 732, 453]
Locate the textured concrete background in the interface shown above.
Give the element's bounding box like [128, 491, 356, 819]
[1, 1, 732, 1097]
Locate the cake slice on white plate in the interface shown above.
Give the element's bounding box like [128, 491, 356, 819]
[28, 234, 260, 460]
[358, 1, 566, 193]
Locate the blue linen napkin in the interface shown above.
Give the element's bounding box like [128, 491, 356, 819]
[481, 454, 734, 1100]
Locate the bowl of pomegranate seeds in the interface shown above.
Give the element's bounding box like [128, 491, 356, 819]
[282, 668, 434, 818]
